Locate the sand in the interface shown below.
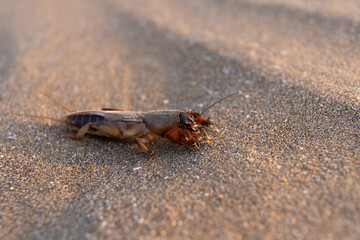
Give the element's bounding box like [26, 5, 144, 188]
[1, 0, 359, 239]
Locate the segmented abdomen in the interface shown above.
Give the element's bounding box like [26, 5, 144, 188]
[66, 114, 105, 127]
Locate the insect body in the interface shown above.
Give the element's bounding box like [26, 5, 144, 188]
[18, 92, 239, 160]
[61, 109, 211, 160]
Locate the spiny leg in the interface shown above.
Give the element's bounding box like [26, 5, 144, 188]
[199, 126, 211, 143]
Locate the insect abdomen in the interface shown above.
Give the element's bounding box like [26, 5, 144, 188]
[66, 114, 105, 127]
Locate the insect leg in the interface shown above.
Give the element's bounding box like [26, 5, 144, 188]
[91, 122, 121, 138]
[67, 121, 121, 139]
[66, 122, 92, 140]
[199, 127, 211, 143]
[200, 127, 211, 140]
[136, 138, 153, 160]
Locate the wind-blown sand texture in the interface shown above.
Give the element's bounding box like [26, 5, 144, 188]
[1, 0, 359, 239]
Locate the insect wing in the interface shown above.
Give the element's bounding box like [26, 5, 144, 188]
[65, 111, 107, 127]
[103, 111, 145, 132]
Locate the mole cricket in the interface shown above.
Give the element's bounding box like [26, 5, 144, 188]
[16, 92, 240, 160]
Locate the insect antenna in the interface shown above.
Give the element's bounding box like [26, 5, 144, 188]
[39, 92, 74, 113]
[199, 91, 242, 116]
[9, 112, 65, 123]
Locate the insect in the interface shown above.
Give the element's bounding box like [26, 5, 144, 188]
[16, 92, 240, 160]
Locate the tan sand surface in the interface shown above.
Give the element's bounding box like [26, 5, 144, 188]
[0, 0, 359, 239]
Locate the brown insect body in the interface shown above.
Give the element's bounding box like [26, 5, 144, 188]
[60, 109, 210, 159]
[16, 92, 239, 160]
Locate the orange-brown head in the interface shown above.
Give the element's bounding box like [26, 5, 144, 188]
[186, 111, 212, 126]
[162, 111, 211, 145]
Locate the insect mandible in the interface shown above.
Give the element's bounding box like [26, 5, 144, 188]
[16, 92, 240, 160]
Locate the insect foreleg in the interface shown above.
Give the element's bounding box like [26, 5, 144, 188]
[199, 127, 211, 143]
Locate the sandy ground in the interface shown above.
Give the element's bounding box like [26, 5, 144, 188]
[0, 0, 359, 239]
